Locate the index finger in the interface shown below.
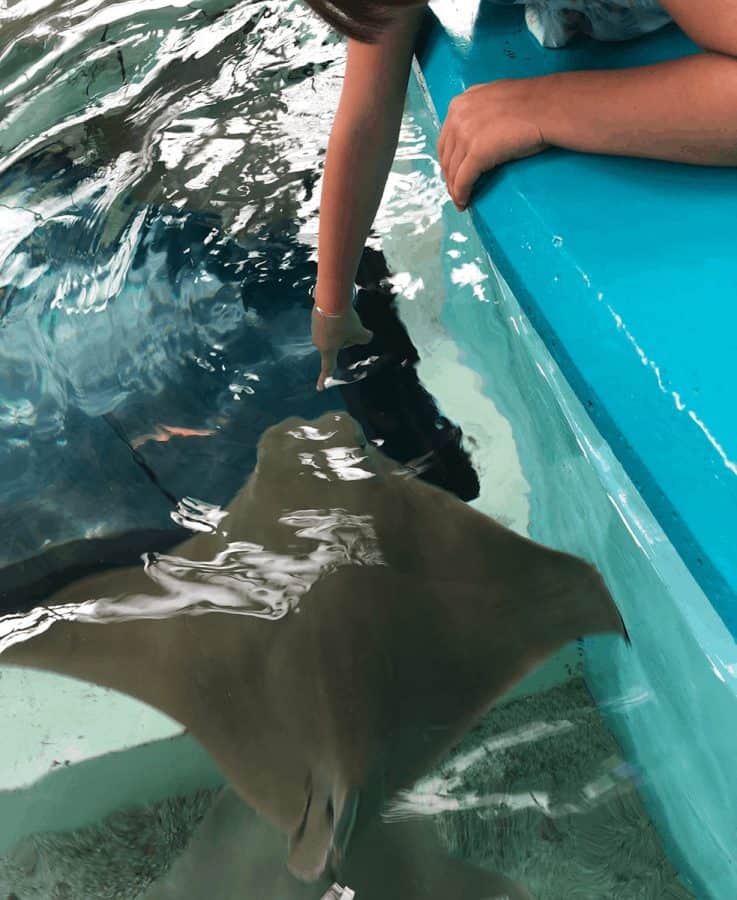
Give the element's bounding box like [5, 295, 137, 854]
[317, 347, 339, 392]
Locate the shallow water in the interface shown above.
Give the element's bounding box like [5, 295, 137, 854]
[0, 0, 717, 897]
[1, 0, 336, 561]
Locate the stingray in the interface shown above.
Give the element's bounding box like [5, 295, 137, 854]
[1, 411, 626, 891]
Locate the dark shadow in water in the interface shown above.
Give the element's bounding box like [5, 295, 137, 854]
[1, 205, 477, 614]
[348, 246, 478, 502]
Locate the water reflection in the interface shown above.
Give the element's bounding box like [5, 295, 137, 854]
[0, 220, 476, 610]
[0, 0, 696, 897]
[0, 0, 344, 567]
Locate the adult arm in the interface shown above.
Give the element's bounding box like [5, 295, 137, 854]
[439, 0, 737, 209]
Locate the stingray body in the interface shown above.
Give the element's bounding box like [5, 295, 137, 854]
[1, 412, 625, 886]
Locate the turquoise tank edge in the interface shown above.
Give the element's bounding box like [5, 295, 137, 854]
[415, 3, 737, 637]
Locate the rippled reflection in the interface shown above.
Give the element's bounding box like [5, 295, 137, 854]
[0, 0, 696, 898]
[0, 2, 474, 564]
[1, 0, 350, 563]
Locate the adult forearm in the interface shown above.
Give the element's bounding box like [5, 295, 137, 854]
[536, 52, 737, 166]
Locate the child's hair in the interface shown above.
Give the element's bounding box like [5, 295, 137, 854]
[305, 0, 421, 42]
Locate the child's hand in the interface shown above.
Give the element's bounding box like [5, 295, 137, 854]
[312, 304, 373, 391]
[438, 79, 548, 210]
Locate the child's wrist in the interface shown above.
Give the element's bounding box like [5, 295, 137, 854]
[313, 303, 345, 319]
[312, 281, 356, 317]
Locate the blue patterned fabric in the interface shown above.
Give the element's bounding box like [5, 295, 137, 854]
[491, 0, 672, 47]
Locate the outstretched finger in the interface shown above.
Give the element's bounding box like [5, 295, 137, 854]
[317, 347, 339, 392]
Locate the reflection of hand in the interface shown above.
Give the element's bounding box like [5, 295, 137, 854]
[438, 79, 548, 210]
[312, 304, 373, 391]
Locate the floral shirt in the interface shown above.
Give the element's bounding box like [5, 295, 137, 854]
[492, 0, 672, 47]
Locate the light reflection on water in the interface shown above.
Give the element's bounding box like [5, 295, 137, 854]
[0, 0, 697, 898]
[0, 0, 352, 560]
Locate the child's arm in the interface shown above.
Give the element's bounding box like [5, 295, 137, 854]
[439, 0, 737, 210]
[313, 9, 424, 390]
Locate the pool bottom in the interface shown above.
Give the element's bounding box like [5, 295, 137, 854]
[431, 679, 692, 900]
[0, 678, 691, 900]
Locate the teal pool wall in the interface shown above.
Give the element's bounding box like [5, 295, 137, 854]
[416, 1, 737, 638]
[411, 9, 737, 894]
[436, 253, 737, 898]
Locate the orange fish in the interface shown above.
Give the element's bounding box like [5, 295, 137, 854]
[131, 425, 214, 449]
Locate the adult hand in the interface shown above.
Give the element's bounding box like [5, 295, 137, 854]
[312, 304, 373, 391]
[438, 79, 549, 210]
